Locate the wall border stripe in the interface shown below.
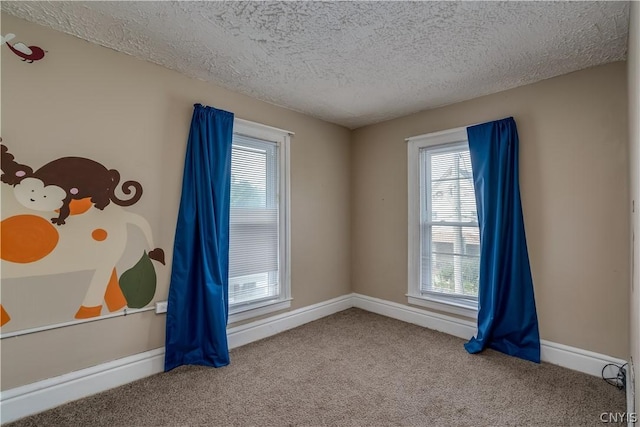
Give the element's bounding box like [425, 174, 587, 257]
[0, 293, 627, 424]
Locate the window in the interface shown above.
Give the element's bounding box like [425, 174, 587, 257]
[407, 127, 480, 318]
[228, 119, 291, 323]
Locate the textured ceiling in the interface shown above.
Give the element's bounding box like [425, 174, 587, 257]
[1, 1, 630, 129]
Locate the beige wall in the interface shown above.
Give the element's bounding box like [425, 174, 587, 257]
[351, 61, 630, 359]
[628, 1, 639, 413]
[0, 11, 633, 394]
[0, 14, 351, 390]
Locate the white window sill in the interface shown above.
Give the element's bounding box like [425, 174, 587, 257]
[228, 299, 292, 324]
[406, 294, 477, 319]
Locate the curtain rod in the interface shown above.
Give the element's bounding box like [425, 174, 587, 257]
[404, 116, 514, 142]
[235, 118, 295, 136]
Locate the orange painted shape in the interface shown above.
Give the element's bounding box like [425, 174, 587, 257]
[55, 198, 92, 216]
[1, 305, 10, 326]
[75, 305, 102, 319]
[1, 215, 59, 263]
[92, 228, 108, 241]
[104, 269, 127, 312]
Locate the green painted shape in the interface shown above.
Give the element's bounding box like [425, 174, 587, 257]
[119, 251, 157, 309]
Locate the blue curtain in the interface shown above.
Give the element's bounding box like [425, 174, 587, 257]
[165, 104, 234, 371]
[464, 117, 541, 363]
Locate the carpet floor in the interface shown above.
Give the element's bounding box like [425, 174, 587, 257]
[8, 308, 625, 426]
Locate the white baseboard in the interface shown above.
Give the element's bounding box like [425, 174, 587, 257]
[0, 292, 627, 424]
[539, 339, 627, 378]
[227, 294, 352, 349]
[0, 294, 353, 424]
[0, 348, 166, 425]
[352, 293, 477, 339]
[351, 293, 628, 378]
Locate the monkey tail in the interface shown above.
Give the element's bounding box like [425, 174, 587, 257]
[109, 169, 143, 207]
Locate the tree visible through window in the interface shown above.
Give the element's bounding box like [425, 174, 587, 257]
[421, 143, 480, 302]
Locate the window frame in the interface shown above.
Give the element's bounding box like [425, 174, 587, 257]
[227, 118, 292, 324]
[406, 126, 479, 319]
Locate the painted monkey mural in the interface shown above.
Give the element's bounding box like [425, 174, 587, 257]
[1, 145, 143, 225]
[0, 143, 165, 328]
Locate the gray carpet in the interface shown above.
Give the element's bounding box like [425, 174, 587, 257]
[8, 309, 625, 426]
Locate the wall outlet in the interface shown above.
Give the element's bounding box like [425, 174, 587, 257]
[155, 301, 168, 314]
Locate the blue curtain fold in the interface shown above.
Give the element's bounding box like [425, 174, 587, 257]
[165, 104, 234, 371]
[464, 117, 541, 363]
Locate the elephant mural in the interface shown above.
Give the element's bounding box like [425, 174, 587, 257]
[0, 143, 164, 327]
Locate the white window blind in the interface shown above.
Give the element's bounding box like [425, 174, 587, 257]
[229, 134, 280, 307]
[420, 142, 480, 303]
